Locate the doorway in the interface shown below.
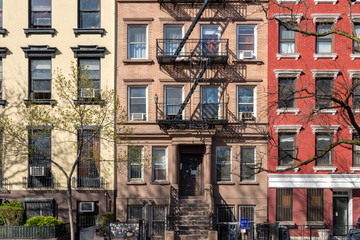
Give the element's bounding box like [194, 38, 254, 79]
[333, 192, 349, 236]
[180, 154, 203, 196]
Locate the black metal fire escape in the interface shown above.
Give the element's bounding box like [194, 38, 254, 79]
[156, 0, 229, 129]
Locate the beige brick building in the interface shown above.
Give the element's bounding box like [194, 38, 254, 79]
[116, 0, 268, 239]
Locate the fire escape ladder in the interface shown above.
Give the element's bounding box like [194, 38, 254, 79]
[175, 59, 211, 119]
[173, 0, 212, 57]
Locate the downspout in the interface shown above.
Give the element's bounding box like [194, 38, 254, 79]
[113, 0, 118, 218]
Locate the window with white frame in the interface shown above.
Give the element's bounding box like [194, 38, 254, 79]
[278, 133, 296, 166]
[353, 134, 360, 166]
[164, 25, 183, 56]
[240, 147, 255, 182]
[354, 24, 360, 54]
[237, 25, 256, 59]
[278, 77, 296, 109]
[128, 146, 143, 182]
[201, 25, 221, 56]
[30, 0, 51, 28]
[316, 23, 332, 53]
[128, 205, 145, 220]
[30, 59, 51, 100]
[152, 147, 167, 182]
[151, 206, 166, 238]
[239, 205, 255, 235]
[353, 78, 360, 109]
[128, 25, 147, 59]
[315, 133, 332, 166]
[279, 24, 295, 54]
[128, 86, 147, 121]
[202, 86, 219, 119]
[79, 0, 100, 29]
[238, 86, 255, 120]
[315, 77, 333, 109]
[78, 58, 101, 100]
[216, 146, 231, 182]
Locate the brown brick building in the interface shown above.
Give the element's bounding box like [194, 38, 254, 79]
[116, 0, 268, 239]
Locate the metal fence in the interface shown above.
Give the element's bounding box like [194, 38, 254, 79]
[0, 223, 70, 239]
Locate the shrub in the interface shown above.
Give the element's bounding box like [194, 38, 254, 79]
[25, 216, 64, 226]
[0, 200, 24, 226]
[97, 212, 115, 236]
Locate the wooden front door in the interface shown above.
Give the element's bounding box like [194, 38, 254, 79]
[180, 154, 203, 196]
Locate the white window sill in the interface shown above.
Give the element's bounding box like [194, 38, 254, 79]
[314, 0, 337, 4]
[276, 53, 300, 60]
[314, 53, 337, 60]
[351, 54, 360, 60]
[276, 166, 299, 172]
[276, 108, 300, 115]
[277, 0, 299, 3]
[313, 166, 337, 173]
[350, 167, 360, 173]
[314, 109, 337, 115]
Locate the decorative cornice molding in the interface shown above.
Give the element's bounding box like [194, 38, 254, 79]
[311, 69, 340, 79]
[273, 69, 302, 78]
[274, 125, 302, 134]
[311, 13, 341, 23]
[311, 125, 340, 134]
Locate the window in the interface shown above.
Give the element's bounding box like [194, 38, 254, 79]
[0, 131, 2, 188]
[316, 23, 332, 53]
[164, 25, 183, 56]
[237, 25, 256, 59]
[201, 25, 220, 56]
[307, 189, 323, 221]
[276, 188, 293, 221]
[353, 134, 360, 166]
[152, 147, 167, 182]
[79, 58, 100, 100]
[151, 206, 166, 238]
[239, 206, 255, 237]
[216, 146, 231, 182]
[28, 128, 52, 188]
[278, 134, 295, 166]
[30, 59, 51, 100]
[30, 0, 51, 28]
[279, 24, 295, 54]
[128, 205, 145, 220]
[128, 25, 147, 59]
[353, 79, 360, 109]
[78, 202, 97, 231]
[164, 86, 182, 119]
[278, 77, 296, 108]
[217, 206, 235, 223]
[0, 0, 2, 28]
[79, 0, 100, 29]
[240, 147, 255, 182]
[354, 24, 360, 54]
[0, 59, 2, 99]
[202, 87, 219, 119]
[315, 77, 333, 109]
[128, 86, 147, 121]
[24, 199, 54, 219]
[77, 129, 100, 188]
[316, 133, 332, 166]
[238, 86, 255, 120]
[128, 146, 143, 182]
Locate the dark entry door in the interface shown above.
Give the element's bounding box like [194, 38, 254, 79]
[180, 154, 203, 196]
[333, 197, 348, 236]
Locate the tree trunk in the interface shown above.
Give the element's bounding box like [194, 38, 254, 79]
[67, 178, 75, 240]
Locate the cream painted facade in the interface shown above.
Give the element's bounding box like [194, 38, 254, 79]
[0, 0, 116, 228]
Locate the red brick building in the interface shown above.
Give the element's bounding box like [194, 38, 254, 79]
[267, 0, 360, 237]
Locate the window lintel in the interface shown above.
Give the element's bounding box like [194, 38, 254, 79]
[274, 69, 302, 78]
[311, 14, 340, 23]
[71, 45, 105, 58]
[274, 14, 303, 23]
[21, 45, 56, 58]
[348, 70, 360, 79]
[311, 125, 340, 134]
[311, 70, 340, 79]
[274, 125, 302, 134]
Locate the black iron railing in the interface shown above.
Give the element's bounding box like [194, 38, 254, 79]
[72, 176, 104, 189]
[0, 223, 70, 239]
[23, 176, 54, 188]
[156, 39, 228, 64]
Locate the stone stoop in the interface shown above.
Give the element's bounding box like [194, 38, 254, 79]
[173, 198, 214, 240]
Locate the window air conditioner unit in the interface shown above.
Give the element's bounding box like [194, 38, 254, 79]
[131, 113, 145, 121]
[35, 18, 51, 26]
[81, 88, 96, 99]
[241, 51, 254, 59]
[239, 112, 254, 121]
[29, 166, 46, 176]
[79, 202, 95, 213]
